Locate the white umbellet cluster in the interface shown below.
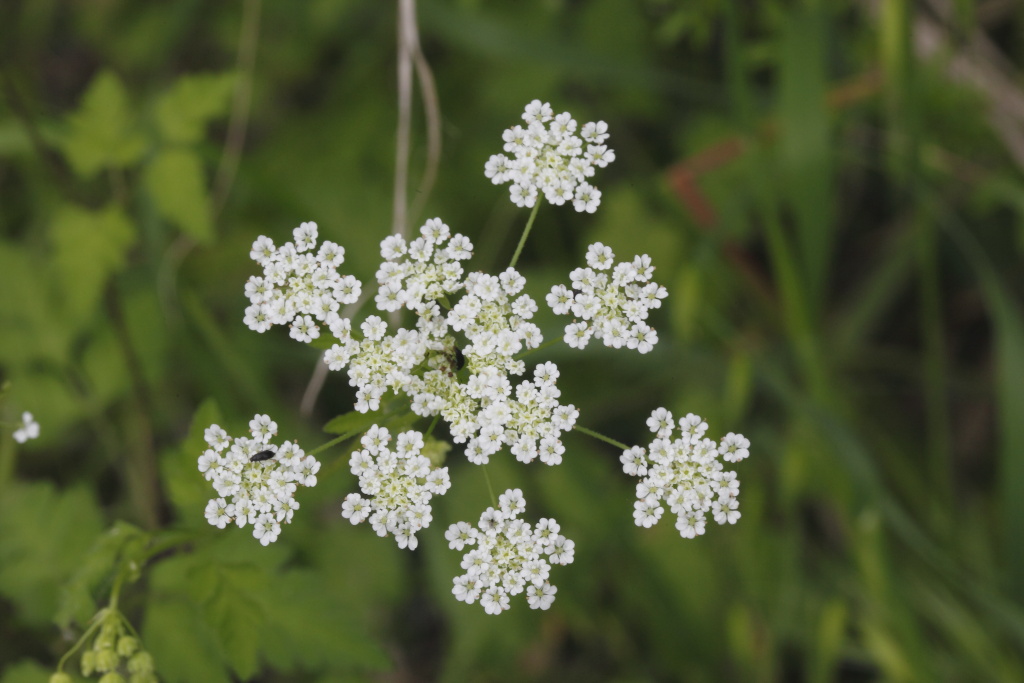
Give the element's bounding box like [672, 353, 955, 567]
[341, 426, 451, 550]
[319, 220, 578, 467]
[445, 489, 574, 614]
[376, 218, 474, 315]
[485, 100, 614, 213]
[244, 221, 363, 341]
[621, 408, 750, 538]
[13, 411, 39, 444]
[198, 414, 321, 545]
[547, 242, 667, 353]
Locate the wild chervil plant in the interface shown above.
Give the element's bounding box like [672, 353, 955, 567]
[38, 98, 750, 683]
[195, 100, 752, 615]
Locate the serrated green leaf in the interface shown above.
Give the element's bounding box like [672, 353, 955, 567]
[155, 72, 236, 144]
[60, 70, 147, 177]
[142, 597, 231, 683]
[257, 569, 389, 672]
[0, 482, 104, 625]
[162, 399, 223, 525]
[189, 562, 268, 680]
[56, 521, 148, 629]
[49, 203, 136, 325]
[143, 149, 213, 243]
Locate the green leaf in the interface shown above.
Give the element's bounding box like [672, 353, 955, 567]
[142, 597, 232, 683]
[257, 569, 389, 672]
[49, 203, 136, 325]
[0, 244, 72, 365]
[0, 660, 51, 683]
[778, 6, 834, 305]
[162, 399, 223, 525]
[143, 148, 214, 243]
[60, 70, 147, 178]
[56, 521, 148, 629]
[190, 563, 266, 681]
[322, 408, 386, 436]
[155, 72, 237, 144]
[0, 482, 104, 625]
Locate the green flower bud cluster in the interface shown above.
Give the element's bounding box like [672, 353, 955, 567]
[56, 608, 157, 683]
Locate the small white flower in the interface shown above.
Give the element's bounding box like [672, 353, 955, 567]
[12, 411, 39, 444]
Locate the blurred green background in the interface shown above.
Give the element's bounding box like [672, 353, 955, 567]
[2, 0, 1024, 681]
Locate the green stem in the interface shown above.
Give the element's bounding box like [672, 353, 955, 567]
[481, 465, 498, 508]
[574, 424, 630, 451]
[424, 413, 441, 438]
[508, 200, 541, 269]
[55, 609, 108, 673]
[308, 430, 361, 457]
[515, 336, 562, 361]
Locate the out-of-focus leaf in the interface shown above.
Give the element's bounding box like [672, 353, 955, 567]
[0, 660, 50, 683]
[60, 70, 147, 178]
[143, 598, 231, 683]
[777, 6, 834, 306]
[983, 280, 1024, 600]
[155, 72, 236, 144]
[162, 399, 223, 525]
[809, 600, 847, 683]
[0, 119, 31, 158]
[190, 562, 265, 680]
[143, 148, 214, 243]
[0, 244, 71, 365]
[0, 482, 104, 625]
[323, 408, 386, 436]
[257, 569, 389, 672]
[49, 203, 136, 325]
[56, 521, 148, 629]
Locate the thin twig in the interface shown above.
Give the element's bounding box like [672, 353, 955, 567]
[160, 0, 262, 323]
[213, 0, 262, 218]
[299, 290, 371, 417]
[408, 41, 442, 222]
[392, 0, 416, 239]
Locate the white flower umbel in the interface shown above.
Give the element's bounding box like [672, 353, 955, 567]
[485, 100, 615, 213]
[198, 415, 321, 546]
[12, 411, 39, 443]
[621, 409, 750, 538]
[244, 221, 363, 339]
[324, 243, 577, 466]
[446, 489, 573, 614]
[341, 426, 451, 550]
[376, 218, 474, 315]
[547, 242, 668, 354]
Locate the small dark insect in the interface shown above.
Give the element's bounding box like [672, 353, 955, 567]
[452, 345, 466, 372]
[249, 449, 276, 462]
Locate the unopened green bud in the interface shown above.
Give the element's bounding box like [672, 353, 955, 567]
[127, 651, 154, 675]
[49, 673, 73, 683]
[130, 673, 158, 683]
[116, 635, 139, 657]
[99, 673, 126, 683]
[95, 646, 120, 673]
[81, 650, 97, 676]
